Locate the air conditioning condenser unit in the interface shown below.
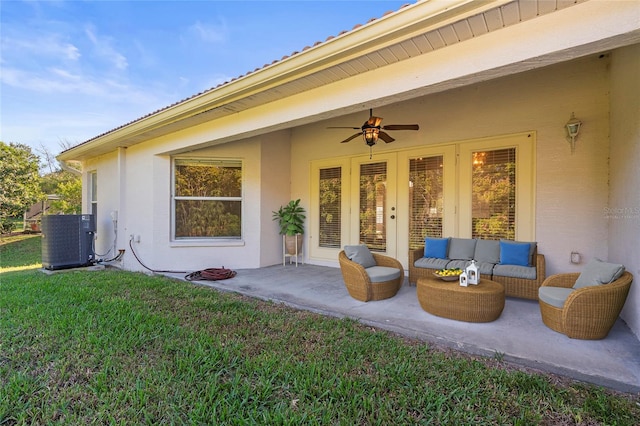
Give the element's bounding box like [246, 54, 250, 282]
[41, 214, 96, 270]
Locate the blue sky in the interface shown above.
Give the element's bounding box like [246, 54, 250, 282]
[1, 0, 410, 157]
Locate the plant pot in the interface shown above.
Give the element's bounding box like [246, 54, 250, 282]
[284, 234, 303, 255]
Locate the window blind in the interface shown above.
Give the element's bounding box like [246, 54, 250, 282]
[409, 156, 443, 248]
[471, 148, 516, 240]
[319, 167, 341, 248]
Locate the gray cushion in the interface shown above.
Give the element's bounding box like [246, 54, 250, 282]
[414, 257, 450, 270]
[344, 245, 376, 269]
[445, 259, 470, 270]
[448, 238, 476, 260]
[474, 239, 501, 264]
[475, 262, 496, 276]
[366, 266, 401, 283]
[574, 259, 625, 289]
[445, 259, 494, 277]
[492, 264, 537, 280]
[528, 242, 538, 266]
[539, 286, 574, 308]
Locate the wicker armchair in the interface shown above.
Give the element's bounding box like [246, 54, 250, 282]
[338, 250, 404, 302]
[538, 271, 633, 339]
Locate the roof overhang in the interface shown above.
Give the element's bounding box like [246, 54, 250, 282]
[58, 0, 640, 161]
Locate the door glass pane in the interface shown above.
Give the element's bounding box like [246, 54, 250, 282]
[359, 162, 386, 252]
[409, 156, 443, 248]
[472, 148, 516, 240]
[319, 167, 341, 248]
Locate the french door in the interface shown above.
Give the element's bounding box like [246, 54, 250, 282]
[310, 132, 535, 266]
[350, 154, 397, 257]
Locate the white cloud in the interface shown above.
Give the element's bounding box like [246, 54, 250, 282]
[2, 35, 81, 61]
[189, 20, 227, 43]
[84, 24, 128, 70]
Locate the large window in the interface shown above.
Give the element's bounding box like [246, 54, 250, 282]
[173, 159, 242, 239]
[458, 132, 534, 241]
[89, 171, 97, 218]
[471, 148, 516, 240]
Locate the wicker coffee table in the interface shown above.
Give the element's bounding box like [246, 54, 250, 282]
[417, 277, 505, 322]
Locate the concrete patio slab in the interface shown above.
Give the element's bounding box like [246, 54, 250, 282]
[164, 264, 640, 393]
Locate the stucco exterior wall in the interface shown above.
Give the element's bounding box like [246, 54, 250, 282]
[86, 128, 292, 272]
[258, 130, 292, 266]
[84, 150, 120, 259]
[609, 44, 640, 338]
[291, 54, 611, 275]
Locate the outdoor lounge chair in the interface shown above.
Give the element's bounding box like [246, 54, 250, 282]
[538, 262, 633, 339]
[338, 245, 404, 302]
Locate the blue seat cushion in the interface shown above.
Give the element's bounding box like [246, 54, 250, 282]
[366, 266, 401, 283]
[539, 286, 574, 308]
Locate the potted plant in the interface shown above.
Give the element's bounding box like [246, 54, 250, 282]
[272, 199, 306, 255]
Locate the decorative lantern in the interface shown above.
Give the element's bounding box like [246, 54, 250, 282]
[466, 260, 479, 285]
[459, 271, 468, 287]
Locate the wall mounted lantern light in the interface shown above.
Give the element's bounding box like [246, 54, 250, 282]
[565, 112, 582, 153]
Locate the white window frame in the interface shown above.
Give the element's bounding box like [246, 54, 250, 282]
[458, 132, 536, 241]
[171, 157, 244, 243]
[89, 171, 97, 218]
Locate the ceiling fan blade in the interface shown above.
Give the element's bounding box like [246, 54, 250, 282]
[340, 133, 362, 143]
[382, 124, 419, 131]
[327, 126, 361, 129]
[378, 131, 395, 143]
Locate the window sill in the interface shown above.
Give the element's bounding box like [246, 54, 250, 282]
[170, 239, 245, 248]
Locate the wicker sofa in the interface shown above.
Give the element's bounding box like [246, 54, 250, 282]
[409, 237, 545, 300]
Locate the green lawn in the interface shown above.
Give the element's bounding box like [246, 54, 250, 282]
[1, 235, 639, 424]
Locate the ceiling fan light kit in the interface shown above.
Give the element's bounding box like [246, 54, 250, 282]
[328, 109, 419, 158]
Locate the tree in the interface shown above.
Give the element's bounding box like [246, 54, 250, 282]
[0, 142, 43, 232]
[50, 175, 82, 214]
[40, 170, 82, 214]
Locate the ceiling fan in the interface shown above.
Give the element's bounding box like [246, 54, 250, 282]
[328, 109, 419, 147]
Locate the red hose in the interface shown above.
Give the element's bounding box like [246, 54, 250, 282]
[185, 267, 237, 281]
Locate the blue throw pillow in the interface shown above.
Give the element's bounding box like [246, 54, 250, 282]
[424, 237, 449, 259]
[499, 240, 531, 266]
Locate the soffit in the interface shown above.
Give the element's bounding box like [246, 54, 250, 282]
[59, 0, 636, 161]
